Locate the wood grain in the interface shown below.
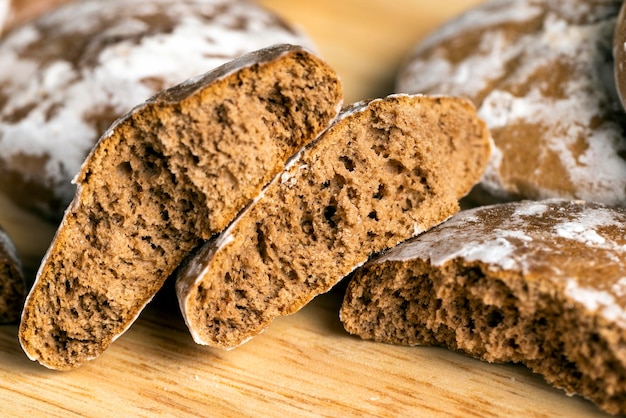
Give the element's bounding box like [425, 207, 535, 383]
[0, 0, 613, 416]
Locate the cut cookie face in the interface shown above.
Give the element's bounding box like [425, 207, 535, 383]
[175, 94, 491, 349]
[341, 199, 626, 416]
[18, 44, 343, 370]
[396, 0, 626, 206]
[0, 0, 312, 219]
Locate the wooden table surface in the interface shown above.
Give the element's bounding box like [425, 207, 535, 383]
[0, 0, 613, 416]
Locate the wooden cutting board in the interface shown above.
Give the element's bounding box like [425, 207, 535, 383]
[0, 0, 612, 416]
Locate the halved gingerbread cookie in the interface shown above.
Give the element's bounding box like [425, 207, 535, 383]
[341, 199, 626, 415]
[176, 94, 491, 349]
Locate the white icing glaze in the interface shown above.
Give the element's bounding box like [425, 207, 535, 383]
[477, 16, 626, 202]
[410, 0, 542, 58]
[0, 0, 312, 216]
[552, 207, 626, 253]
[477, 134, 503, 195]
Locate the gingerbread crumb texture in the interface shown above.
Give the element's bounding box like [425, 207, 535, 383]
[396, 0, 626, 206]
[341, 199, 626, 415]
[0, 0, 311, 219]
[176, 94, 491, 349]
[18, 44, 342, 370]
[0, 225, 24, 323]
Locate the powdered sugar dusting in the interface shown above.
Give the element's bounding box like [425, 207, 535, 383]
[398, 0, 541, 100]
[513, 202, 548, 217]
[397, 2, 626, 205]
[565, 279, 626, 327]
[612, 278, 626, 298]
[378, 213, 522, 272]
[0, 0, 311, 217]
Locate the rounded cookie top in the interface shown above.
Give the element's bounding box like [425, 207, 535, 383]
[0, 0, 311, 219]
[396, 0, 626, 205]
[378, 199, 626, 328]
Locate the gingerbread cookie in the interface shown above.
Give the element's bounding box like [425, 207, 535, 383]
[176, 94, 490, 349]
[0, 0, 312, 219]
[19, 44, 343, 370]
[341, 199, 626, 415]
[397, 0, 626, 206]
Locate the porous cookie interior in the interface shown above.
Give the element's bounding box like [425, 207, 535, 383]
[19, 48, 342, 369]
[0, 259, 24, 323]
[342, 260, 626, 415]
[160, 52, 342, 231]
[183, 95, 489, 348]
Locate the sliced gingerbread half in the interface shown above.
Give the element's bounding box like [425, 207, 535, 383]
[19, 44, 343, 370]
[176, 94, 491, 349]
